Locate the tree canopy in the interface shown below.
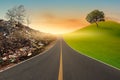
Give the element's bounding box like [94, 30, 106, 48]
[86, 10, 105, 27]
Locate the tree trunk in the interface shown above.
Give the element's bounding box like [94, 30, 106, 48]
[95, 22, 98, 28]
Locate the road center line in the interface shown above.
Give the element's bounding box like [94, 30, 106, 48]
[58, 40, 63, 80]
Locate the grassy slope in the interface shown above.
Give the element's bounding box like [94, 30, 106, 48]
[63, 21, 120, 69]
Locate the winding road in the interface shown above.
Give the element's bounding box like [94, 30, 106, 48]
[0, 38, 120, 80]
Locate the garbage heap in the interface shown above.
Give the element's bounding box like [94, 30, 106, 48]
[0, 19, 56, 67]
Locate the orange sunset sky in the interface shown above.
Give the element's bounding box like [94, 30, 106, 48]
[29, 11, 89, 34]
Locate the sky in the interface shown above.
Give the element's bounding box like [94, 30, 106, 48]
[0, 0, 120, 34]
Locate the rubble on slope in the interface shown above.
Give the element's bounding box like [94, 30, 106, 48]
[0, 19, 56, 69]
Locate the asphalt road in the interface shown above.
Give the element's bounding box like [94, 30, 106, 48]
[0, 38, 120, 80]
[0, 40, 60, 80]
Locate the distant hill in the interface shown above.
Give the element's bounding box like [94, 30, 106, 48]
[74, 21, 120, 36]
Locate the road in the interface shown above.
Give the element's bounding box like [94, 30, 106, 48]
[0, 38, 120, 80]
[0, 40, 60, 80]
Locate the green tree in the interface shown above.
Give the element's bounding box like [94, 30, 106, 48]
[86, 10, 105, 27]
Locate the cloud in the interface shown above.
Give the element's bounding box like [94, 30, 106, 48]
[42, 12, 56, 19]
[30, 12, 89, 34]
[106, 16, 120, 23]
[41, 12, 88, 27]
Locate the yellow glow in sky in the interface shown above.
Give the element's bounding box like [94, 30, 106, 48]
[29, 12, 89, 34]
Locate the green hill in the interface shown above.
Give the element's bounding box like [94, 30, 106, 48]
[63, 21, 120, 69]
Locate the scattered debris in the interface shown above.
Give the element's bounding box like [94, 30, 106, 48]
[0, 19, 56, 69]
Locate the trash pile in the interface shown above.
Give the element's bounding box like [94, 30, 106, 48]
[0, 19, 56, 68]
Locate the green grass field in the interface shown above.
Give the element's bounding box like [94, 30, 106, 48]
[63, 21, 120, 69]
